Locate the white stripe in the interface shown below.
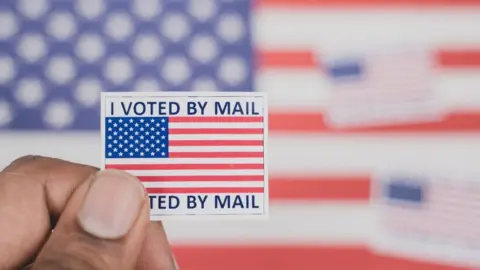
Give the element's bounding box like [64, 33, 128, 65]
[169, 146, 263, 152]
[170, 134, 263, 140]
[143, 181, 264, 188]
[128, 169, 264, 176]
[105, 158, 264, 165]
[255, 9, 480, 49]
[165, 202, 370, 244]
[2, 134, 479, 176]
[170, 122, 264, 129]
[258, 70, 480, 109]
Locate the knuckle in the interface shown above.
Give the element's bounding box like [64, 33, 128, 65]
[2, 155, 47, 172]
[33, 232, 120, 270]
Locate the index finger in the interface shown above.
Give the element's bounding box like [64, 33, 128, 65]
[0, 156, 98, 268]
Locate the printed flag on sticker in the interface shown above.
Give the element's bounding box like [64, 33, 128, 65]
[101, 92, 268, 220]
[321, 47, 446, 128]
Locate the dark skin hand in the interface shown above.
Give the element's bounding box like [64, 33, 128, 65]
[0, 156, 178, 270]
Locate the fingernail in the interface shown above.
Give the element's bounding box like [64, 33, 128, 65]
[77, 170, 145, 239]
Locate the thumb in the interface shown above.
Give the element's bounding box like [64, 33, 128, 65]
[31, 170, 149, 270]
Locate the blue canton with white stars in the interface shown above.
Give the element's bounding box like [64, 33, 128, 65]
[105, 117, 169, 158]
[0, 0, 253, 131]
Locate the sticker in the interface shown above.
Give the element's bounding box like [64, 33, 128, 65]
[370, 171, 480, 268]
[100, 92, 269, 220]
[320, 47, 446, 128]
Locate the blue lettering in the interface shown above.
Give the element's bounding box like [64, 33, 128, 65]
[149, 195, 179, 210]
[187, 195, 208, 209]
[214, 195, 260, 209]
[214, 101, 260, 115]
[187, 101, 208, 115]
[119, 101, 180, 116]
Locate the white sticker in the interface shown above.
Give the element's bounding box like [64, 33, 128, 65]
[101, 91, 269, 220]
[370, 171, 480, 268]
[320, 47, 446, 128]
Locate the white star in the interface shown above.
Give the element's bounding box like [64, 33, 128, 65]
[119, 152, 123, 156]
[119, 127, 123, 131]
[150, 127, 155, 131]
[124, 123, 128, 127]
[150, 144, 155, 148]
[108, 152, 112, 156]
[129, 152, 134, 156]
[156, 123, 160, 127]
[129, 135, 134, 139]
[140, 127, 144, 131]
[108, 119, 112, 123]
[119, 144, 123, 148]
[140, 152, 144, 156]
[135, 140, 139, 143]
[119, 136, 123, 140]
[113, 132, 118, 135]
[145, 148, 150, 152]
[108, 127, 112, 131]
[123, 139, 128, 144]
[113, 140, 118, 144]
[135, 123, 139, 127]
[140, 143, 144, 148]
[161, 152, 166, 156]
[129, 119, 133, 123]
[145, 139, 150, 143]
[135, 131, 139, 135]
[145, 123, 150, 127]
[113, 148, 118, 152]
[113, 123, 118, 127]
[140, 135, 144, 139]
[156, 140, 160, 143]
[161, 136, 166, 139]
[161, 119, 165, 123]
[156, 148, 160, 152]
[151, 119, 155, 123]
[124, 148, 128, 152]
[140, 119, 144, 123]
[151, 152, 155, 156]
[108, 144, 112, 148]
[145, 132, 150, 135]
[156, 131, 160, 135]
[108, 136, 112, 139]
[161, 127, 165, 131]
[135, 148, 139, 152]
[150, 135, 155, 140]
[119, 119, 123, 123]
[129, 144, 134, 148]
[129, 127, 134, 131]
[124, 131, 128, 136]
[161, 143, 165, 147]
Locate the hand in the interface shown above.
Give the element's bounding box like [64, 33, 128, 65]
[0, 156, 178, 269]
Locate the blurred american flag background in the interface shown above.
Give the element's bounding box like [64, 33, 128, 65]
[1, 0, 480, 269]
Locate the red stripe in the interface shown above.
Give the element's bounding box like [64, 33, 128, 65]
[258, 49, 480, 69]
[169, 128, 264, 134]
[146, 187, 264, 193]
[270, 175, 371, 201]
[139, 175, 264, 182]
[173, 245, 470, 270]
[269, 111, 480, 133]
[169, 140, 264, 146]
[169, 152, 264, 158]
[258, 0, 480, 8]
[169, 116, 264, 122]
[106, 163, 264, 170]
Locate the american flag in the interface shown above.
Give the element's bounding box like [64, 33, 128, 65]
[103, 113, 266, 216]
[1, 0, 480, 269]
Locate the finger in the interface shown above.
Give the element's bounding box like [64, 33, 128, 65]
[136, 222, 178, 269]
[0, 156, 98, 268]
[32, 170, 152, 270]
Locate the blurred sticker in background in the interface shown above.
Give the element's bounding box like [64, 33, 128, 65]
[370, 172, 480, 268]
[320, 47, 446, 128]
